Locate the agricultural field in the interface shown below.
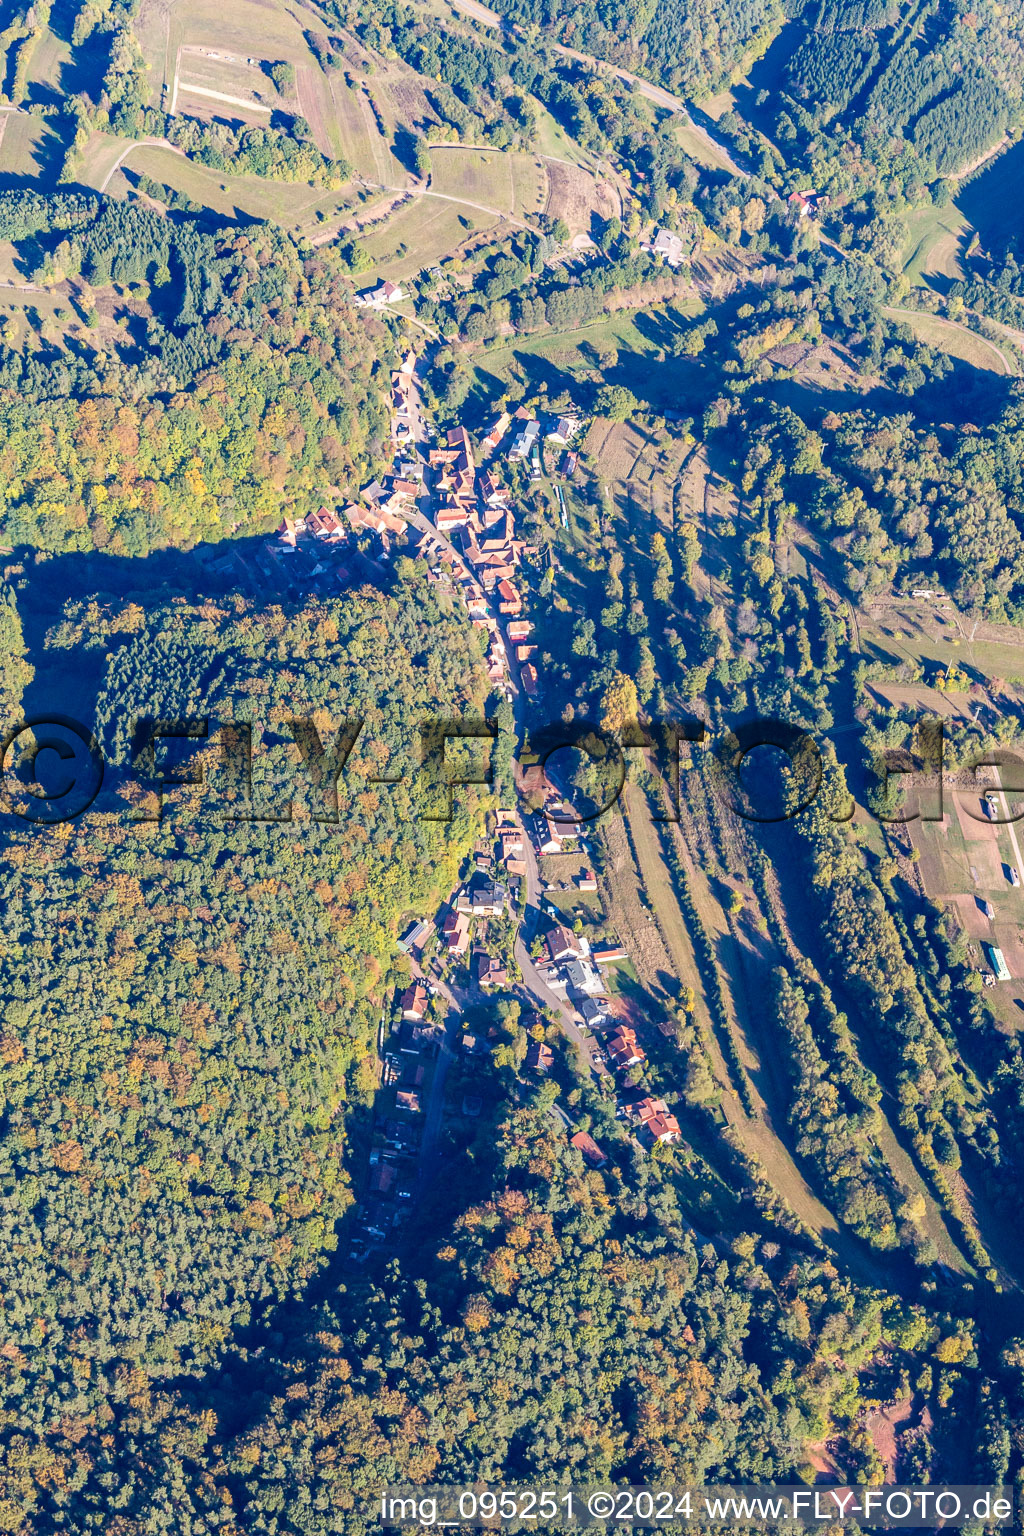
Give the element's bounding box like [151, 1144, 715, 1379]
[0, 108, 62, 182]
[530, 100, 594, 164]
[76, 131, 141, 193]
[469, 299, 704, 412]
[884, 306, 1014, 375]
[543, 157, 619, 239]
[902, 143, 1024, 294]
[354, 195, 498, 278]
[22, 23, 70, 99]
[910, 795, 1024, 1023]
[345, 149, 554, 275]
[315, 73, 405, 183]
[105, 141, 358, 230]
[135, 0, 317, 114]
[670, 116, 738, 176]
[858, 599, 1024, 687]
[430, 146, 546, 219]
[173, 48, 279, 123]
[902, 203, 969, 287]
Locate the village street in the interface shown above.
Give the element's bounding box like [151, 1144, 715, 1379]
[402, 459, 604, 1078]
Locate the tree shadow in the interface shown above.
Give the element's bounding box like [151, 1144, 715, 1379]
[12, 534, 402, 727]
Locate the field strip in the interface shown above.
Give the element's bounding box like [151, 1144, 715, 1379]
[177, 82, 271, 112]
[619, 793, 856, 1249]
[169, 44, 180, 114]
[296, 63, 334, 157]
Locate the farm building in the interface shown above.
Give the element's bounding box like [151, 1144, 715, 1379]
[984, 943, 1011, 982]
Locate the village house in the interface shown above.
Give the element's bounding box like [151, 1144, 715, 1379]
[508, 418, 540, 460]
[792, 189, 829, 219]
[497, 578, 522, 615]
[633, 1096, 681, 1145]
[476, 951, 508, 989]
[593, 944, 628, 965]
[570, 1130, 608, 1168]
[305, 506, 345, 541]
[537, 819, 565, 855]
[436, 504, 471, 532]
[526, 1040, 554, 1072]
[480, 506, 515, 541]
[358, 504, 407, 537]
[482, 412, 511, 450]
[547, 809, 583, 842]
[369, 1161, 397, 1197]
[576, 869, 598, 892]
[646, 227, 685, 267]
[447, 424, 474, 462]
[461, 878, 505, 917]
[544, 923, 583, 965]
[396, 1021, 421, 1055]
[563, 957, 602, 996]
[354, 278, 405, 308]
[400, 982, 428, 1022]
[547, 415, 580, 446]
[606, 1025, 645, 1071]
[478, 469, 511, 508]
[443, 909, 471, 956]
[274, 515, 306, 548]
[397, 918, 430, 953]
[461, 1030, 493, 1057]
[578, 996, 609, 1028]
[395, 1090, 422, 1114]
[521, 662, 539, 697]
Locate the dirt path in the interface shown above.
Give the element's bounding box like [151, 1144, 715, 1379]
[175, 82, 271, 113]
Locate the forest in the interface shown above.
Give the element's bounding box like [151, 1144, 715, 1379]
[0, 578, 490, 1529]
[0, 200, 390, 553]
